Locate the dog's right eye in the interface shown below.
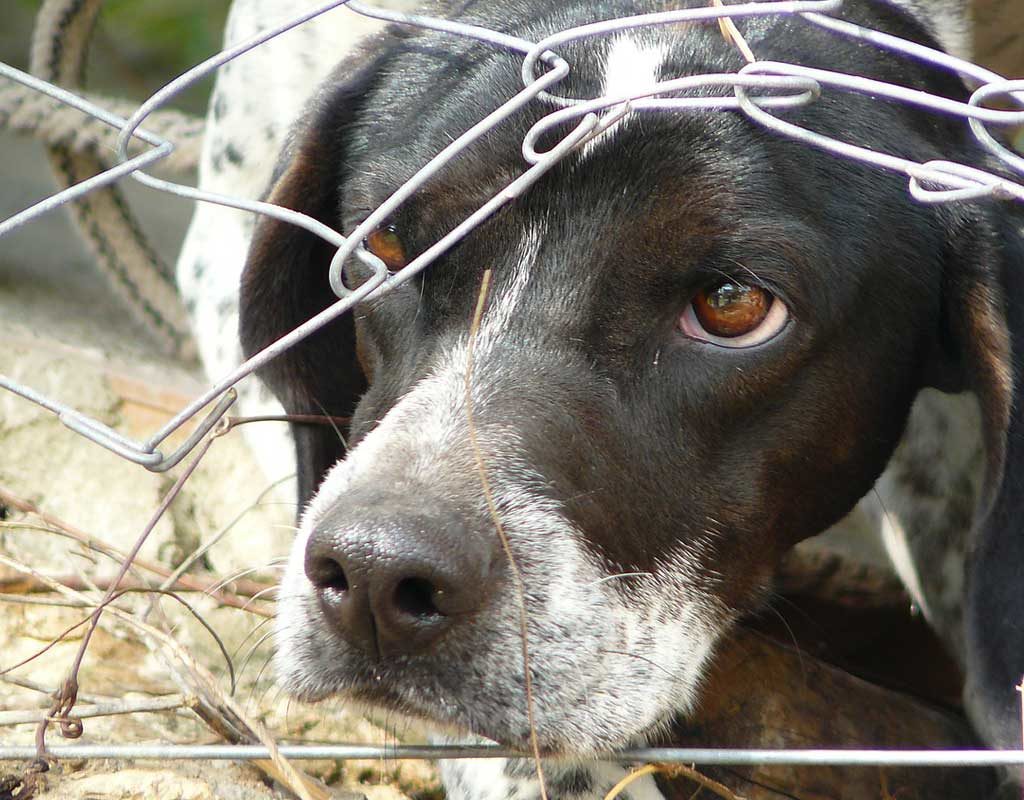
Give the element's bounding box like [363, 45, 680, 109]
[364, 226, 408, 272]
[679, 281, 789, 348]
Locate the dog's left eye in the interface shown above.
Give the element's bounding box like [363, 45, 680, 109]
[678, 281, 789, 347]
[364, 226, 408, 271]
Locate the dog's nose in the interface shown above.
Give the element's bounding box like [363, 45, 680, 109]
[303, 492, 494, 658]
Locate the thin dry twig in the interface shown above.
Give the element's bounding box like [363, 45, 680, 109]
[1018, 678, 1024, 746]
[463, 269, 548, 800]
[0, 593, 86, 607]
[0, 569, 274, 604]
[0, 694, 188, 727]
[0, 495, 272, 617]
[1, 674, 109, 704]
[879, 768, 895, 800]
[663, 765, 747, 800]
[605, 764, 746, 800]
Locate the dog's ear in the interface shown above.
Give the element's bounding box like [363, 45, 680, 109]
[940, 201, 1024, 750]
[239, 38, 393, 506]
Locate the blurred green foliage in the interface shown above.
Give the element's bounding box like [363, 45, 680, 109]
[96, 0, 231, 69]
[10, 0, 231, 112]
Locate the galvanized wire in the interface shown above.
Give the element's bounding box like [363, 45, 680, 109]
[1, 744, 1023, 767]
[1, 0, 1024, 769]
[2, 0, 1023, 468]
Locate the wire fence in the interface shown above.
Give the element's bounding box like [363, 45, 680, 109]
[2, 0, 1024, 794]
[3, 0, 1024, 473]
[6, 743, 1024, 767]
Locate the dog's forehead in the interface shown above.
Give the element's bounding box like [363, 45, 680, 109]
[342, 0, 962, 181]
[333, 0, 961, 355]
[343, 5, 759, 190]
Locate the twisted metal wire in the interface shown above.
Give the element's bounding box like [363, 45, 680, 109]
[1, 0, 1022, 468]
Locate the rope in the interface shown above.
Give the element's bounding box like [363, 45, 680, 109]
[0, 84, 204, 176]
[6, 0, 200, 361]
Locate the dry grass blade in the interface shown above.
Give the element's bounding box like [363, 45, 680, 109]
[153, 472, 294, 604]
[463, 269, 548, 800]
[603, 764, 662, 800]
[711, 0, 757, 64]
[0, 554, 99, 676]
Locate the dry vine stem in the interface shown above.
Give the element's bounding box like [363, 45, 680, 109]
[463, 269, 549, 800]
[0, 416, 325, 800]
[0, 545, 327, 800]
[30, 434, 217, 760]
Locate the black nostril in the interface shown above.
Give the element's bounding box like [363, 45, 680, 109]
[394, 577, 443, 618]
[308, 556, 349, 592]
[302, 493, 496, 657]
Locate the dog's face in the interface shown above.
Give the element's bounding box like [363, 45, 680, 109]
[241, 0, 1022, 754]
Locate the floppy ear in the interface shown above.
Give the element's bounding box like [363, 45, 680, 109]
[239, 39, 393, 506]
[945, 202, 1024, 751]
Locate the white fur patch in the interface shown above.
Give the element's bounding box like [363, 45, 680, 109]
[439, 758, 669, 800]
[873, 389, 984, 657]
[603, 36, 666, 102]
[581, 36, 667, 159]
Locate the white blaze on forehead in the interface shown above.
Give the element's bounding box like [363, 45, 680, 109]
[581, 36, 667, 159]
[602, 35, 666, 102]
[581, 35, 667, 161]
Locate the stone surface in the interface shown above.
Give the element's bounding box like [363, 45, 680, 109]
[0, 132, 434, 800]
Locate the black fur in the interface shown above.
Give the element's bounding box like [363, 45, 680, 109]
[240, 0, 1024, 766]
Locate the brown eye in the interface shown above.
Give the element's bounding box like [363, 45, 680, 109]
[364, 226, 408, 271]
[679, 281, 789, 348]
[693, 282, 770, 337]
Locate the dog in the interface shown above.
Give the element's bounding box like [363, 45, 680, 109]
[178, 0, 1023, 796]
